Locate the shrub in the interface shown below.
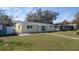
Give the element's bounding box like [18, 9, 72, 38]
[76, 30, 79, 35]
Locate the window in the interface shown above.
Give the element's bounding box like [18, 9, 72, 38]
[41, 26, 45, 31]
[27, 25, 32, 29]
[18, 25, 20, 29]
[54, 26, 57, 28]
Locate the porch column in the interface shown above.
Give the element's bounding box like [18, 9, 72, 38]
[74, 25, 77, 30]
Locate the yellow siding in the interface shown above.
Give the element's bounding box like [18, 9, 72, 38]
[15, 23, 55, 33]
[15, 23, 22, 33]
[22, 24, 39, 33]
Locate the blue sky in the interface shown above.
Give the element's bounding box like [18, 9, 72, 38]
[1, 7, 79, 23]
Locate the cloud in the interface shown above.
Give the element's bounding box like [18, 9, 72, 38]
[54, 11, 75, 23]
[1, 7, 33, 21]
[0, 7, 79, 23]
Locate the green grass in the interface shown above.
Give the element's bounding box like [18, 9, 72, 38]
[0, 31, 79, 51]
[53, 31, 79, 38]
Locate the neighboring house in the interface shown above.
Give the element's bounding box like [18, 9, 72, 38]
[15, 22, 57, 33]
[0, 23, 15, 36]
[54, 23, 78, 31]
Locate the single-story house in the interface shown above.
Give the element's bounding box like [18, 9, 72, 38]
[15, 22, 57, 33]
[0, 23, 15, 36]
[15, 22, 79, 34]
[54, 23, 78, 31]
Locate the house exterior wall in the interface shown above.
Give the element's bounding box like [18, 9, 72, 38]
[21, 25, 56, 33]
[0, 24, 15, 36]
[6, 26, 15, 35]
[0, 25, 6, 35]
[15, 22, 56, 33]
[21, 24, 39, 33]
[40, 25, 55, 32]
[15, 23, 40, 33]
[15, 23, 22, 33]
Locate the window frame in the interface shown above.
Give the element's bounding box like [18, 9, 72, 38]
[27, 25, 32, 29]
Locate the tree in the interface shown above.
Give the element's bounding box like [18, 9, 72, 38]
[36, 9, 42, 22]
[3, 15, 13, 25]
[26, 9, 59, 24]
[42, 10, 59, 23]
[62, 20, 70, 25]
[0, 9, 13, 26]
[72, 12, 79, 25]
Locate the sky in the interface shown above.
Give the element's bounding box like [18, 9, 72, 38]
[1, 7, 79, 23]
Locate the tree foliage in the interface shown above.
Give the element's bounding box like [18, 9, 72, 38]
[71, 12, 79, 25]
[62, 20, 70, 25]
[26, 9, 59, 24]
[0, 9, 13, 26]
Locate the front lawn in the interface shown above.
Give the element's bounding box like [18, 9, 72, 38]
[53, 31, 79, 38]
[0, 31, 79, 51]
